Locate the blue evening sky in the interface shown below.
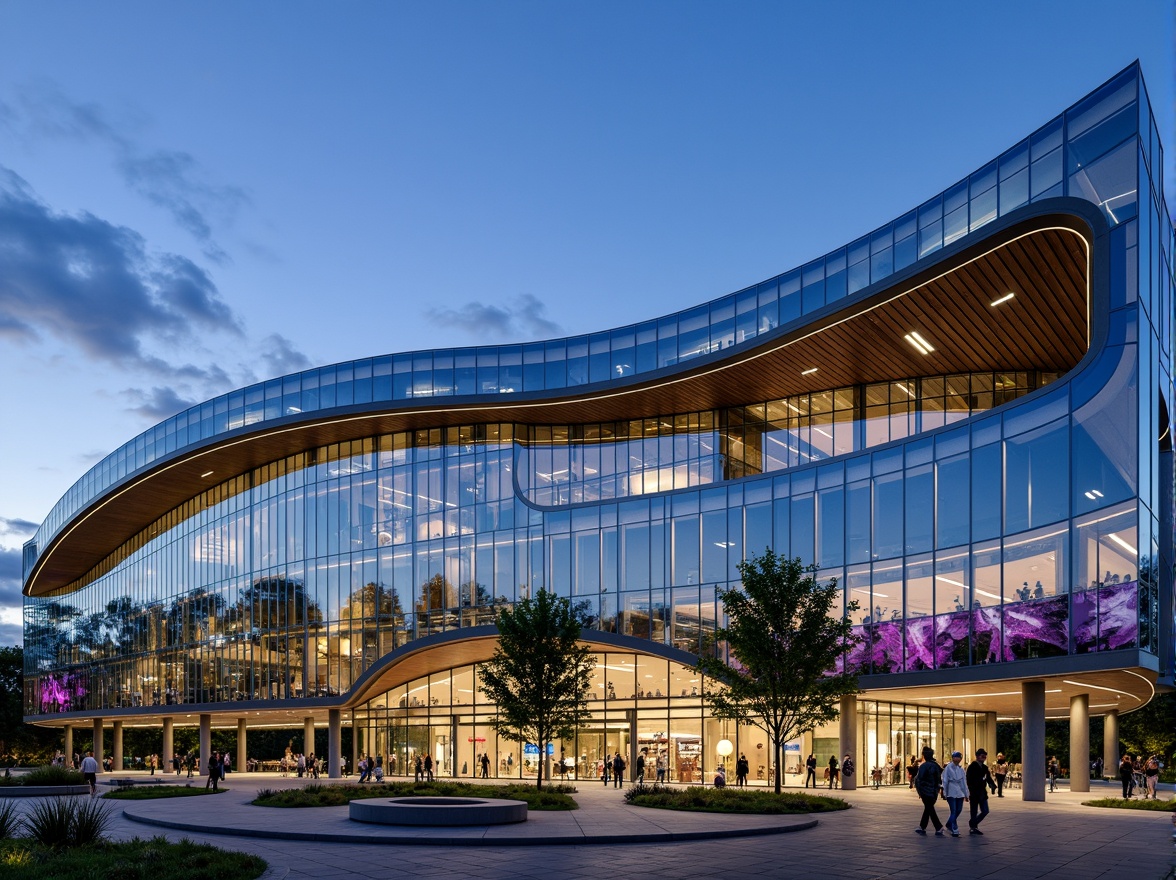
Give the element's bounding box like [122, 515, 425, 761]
[0, 1, 1172, 643]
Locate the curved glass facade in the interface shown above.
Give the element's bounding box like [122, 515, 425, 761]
[22, 64, 1175, 763]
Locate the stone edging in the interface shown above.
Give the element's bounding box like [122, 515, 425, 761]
[121, 806, 817, 846]
[0, 785, 92, 797]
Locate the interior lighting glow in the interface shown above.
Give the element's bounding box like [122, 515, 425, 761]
[1061, 679, 1141, 701]
[200, 470, 214, 478]
[1106, 533, 1137, 555]
[904, 332, 934, 355]
[894, 382, 915, 398]
[801, 367, 819, 376]
[990, 292, 1016, 307]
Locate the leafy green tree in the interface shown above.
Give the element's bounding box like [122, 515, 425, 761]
[478, 590, 596, 790]
[0, 645, 59, 764]
[695, 550, 859, 793]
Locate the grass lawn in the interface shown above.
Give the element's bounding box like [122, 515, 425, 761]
[624, 785, 851, 814]
[1081, 797, 1175, 812]
[0, 837, 266, 880]
[104, 785, 229, 800]
[252, 780, 578, 810]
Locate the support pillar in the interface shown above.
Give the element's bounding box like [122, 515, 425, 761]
[839, 695, 858, 791]
[985, 712, 998, 761]
[1069, 694, 1090, 792]
[199, 714, 211, 777]
[112, 720, 123, 773]
[1103, 710, 1119, 780]
[328, 709, 342, 778]
[237, 718, 247, 776]
[304, 717, 315, 757]
[162, 718, 174, 772]
[351, 711, 358, 774]
[92, 718, 104, 764]
[1021, 681, 1046, 801]
[63, 724, 73, 764]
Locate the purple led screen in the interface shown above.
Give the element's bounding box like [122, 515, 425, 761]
[843, 581, 1138, 674]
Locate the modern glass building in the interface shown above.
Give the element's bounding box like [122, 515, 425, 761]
[22, 64, 1173, 799]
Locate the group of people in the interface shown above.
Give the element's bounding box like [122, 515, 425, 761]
[801, 753, 855, 789]
[913, 746, 998, 837]
[1119, 752, 1163, 799]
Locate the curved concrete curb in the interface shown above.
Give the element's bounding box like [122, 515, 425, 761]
[0, 785, 91, 797]
[121, 806, 818, 846]
[350, 796, 527, 826]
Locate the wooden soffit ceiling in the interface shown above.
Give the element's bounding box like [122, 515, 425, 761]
[26, 219, 1089, 597]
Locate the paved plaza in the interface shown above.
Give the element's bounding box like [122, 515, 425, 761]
[8, 774, 1174, 879]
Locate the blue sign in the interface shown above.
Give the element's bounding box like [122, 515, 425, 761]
[523, 743, 539, 756]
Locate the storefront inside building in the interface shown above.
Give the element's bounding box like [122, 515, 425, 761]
[352, 652, 989, 786]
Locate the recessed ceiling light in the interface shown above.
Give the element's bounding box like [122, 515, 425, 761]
[904, 332, 934, 355]
[801, 367, 818, 376]
[201, 470, 214, 478]
[990, 292, 1016, 306]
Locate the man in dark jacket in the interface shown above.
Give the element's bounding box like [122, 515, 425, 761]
[612, 752, 626, 788]
[914, 747, 944, 835]
[966, 748, 997, 834]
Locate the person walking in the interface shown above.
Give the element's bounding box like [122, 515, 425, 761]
[205, 750, 222, 791]
[1144, 755, 1160, 799]
[80, 749, 100, 796]
[827, 754, 840, 789]
[655, 751, 666, 784]
[941, 751, 968, 836]
[635, 749, 647, 785]
[1047, 755, 1060, 792]
[480, 752, 490, 779]
[424, 753, 434, 783]
[735, 753, 749, 788]
[600, 757, 609, 786]
[1119, 754, 1134, 798]
[913, 747, 944, 836]
[805, 754, 817, 788]
[414, 754, 424, 782]
[222, 752, 231, 776]
[993, 753, 1008, 797]
[612, 752, 625, 789]
[966, 748, 997, 835]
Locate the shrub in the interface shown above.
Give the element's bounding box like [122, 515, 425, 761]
[26, 796, 112, 847]
[0, 766, 87, 788]
[252, 780, 577, 810]
[624, 784, 851, 814]
[0, 800, 22, 839]
[1082, 797, 1175, 812]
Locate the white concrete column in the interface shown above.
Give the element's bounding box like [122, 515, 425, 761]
[112, 720, 123, 773]
[986, 712, 998, 760]
[199, 714, 212, 777]
[92, 718, 104, 763]
[162, 718, 174, 771]
[1069, 694, 1090, 792]
[1103, 710, 1119, 780]
[351, 712, 358, 772]
[328, 709, 342, 778]
[1021, 681, 1046, 801]
[237, 718, 248, 776]
[304, 717, 315, 757]
[63, 724, 73, 763]
[838, 695, 858, 791]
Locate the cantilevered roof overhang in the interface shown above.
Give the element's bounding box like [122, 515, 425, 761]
[25, 204, 1099, 598]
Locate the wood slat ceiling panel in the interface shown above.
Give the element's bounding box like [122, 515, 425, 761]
[27, 226, 1090, 596]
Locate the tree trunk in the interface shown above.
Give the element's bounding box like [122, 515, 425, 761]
[535, 740, 544, 791]
[774, 737, 782, 794]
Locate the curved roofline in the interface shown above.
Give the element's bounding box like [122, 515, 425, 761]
[24, 63, 1148, 561]
[23, 200, 1106, 598]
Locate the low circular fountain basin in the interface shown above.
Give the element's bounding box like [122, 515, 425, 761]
[349, 796, 528, 826]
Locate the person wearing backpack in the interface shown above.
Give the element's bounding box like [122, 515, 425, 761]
[913, 746, 944, 836]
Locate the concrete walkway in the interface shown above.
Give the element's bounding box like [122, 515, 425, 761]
[9, 773, 1174, 879]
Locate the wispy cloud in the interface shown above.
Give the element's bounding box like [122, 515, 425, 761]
[0, 166, 242, 380]
[120, 386, 199, 420]
[0, 81, 248, 260]
[425, 293, 563, 341]
[259, 333, 313, 379]
[0, 517, 37, 538]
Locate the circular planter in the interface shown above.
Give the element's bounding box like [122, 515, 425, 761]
[0, 785, 92, 797]
[349, 796, 527, 826]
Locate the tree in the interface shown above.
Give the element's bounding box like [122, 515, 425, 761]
[478, 590, 596, 790]
[0, 646, 59, 765]
[695, 550, 860, 793]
